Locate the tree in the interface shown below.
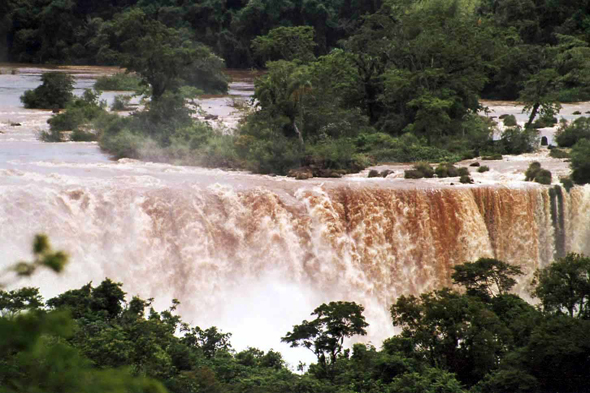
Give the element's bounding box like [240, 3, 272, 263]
[282, 301, 368, 378]
[452, 258, 524, 300]
[570, 139, 590, 185]
[252, 26, 317, 64]
[105, 9, 227, 100]
[20, 72, 75, 109]
[533, 253, 590, 318]
[0, 287, 43, 318]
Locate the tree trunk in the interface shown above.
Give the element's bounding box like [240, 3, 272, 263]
[526, 102, 540, 128]
[293, 121, 304, 146]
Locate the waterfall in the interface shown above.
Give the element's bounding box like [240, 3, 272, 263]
[1, 172, 589, 359]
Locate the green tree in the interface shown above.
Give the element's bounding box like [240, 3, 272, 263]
[252, 26, 317, 64]
[452, 258, 524, 300]
[105, 9, 227, 100]
[282, 301, 368, 379]
[570, 139, 590, 184]
[533, 253, 590, 318]
[20, 72, 75, 109]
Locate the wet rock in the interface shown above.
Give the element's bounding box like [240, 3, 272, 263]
[315, 168, 343, 178]
[469, 162, 481, 167]
[52, 109, 61, 114]
[368, 169, 380, 178]
[380, 169, 394, 178]
[204, 114, 219, 120]
[288, 168, 313, 180]
[10, 122, 21, 127]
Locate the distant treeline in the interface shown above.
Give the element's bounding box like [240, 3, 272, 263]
[0, 0, 381, 68]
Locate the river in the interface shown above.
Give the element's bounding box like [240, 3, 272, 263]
[1, 65, 589, 366]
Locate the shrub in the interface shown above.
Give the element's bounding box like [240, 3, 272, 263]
[560, 177, 574, 192]
[503, 115, 517, 126]
[94, 73, 141, 91]
[357, 132, 462, 163]
[536, 169, 552, 185]
[525, 162, 552, 184]
[71, 128, 97, 142]
[525, 162, 542, 181]
[46, 89, 105, 139]
[21, 72, 74, 109]
[570, 139, 590, 184]
[555, 117, 590, 147]
[460, 175, 473, 184]
[549, 148, 569, 159]
[435, 163, 459, 178]
[111, 95, 132, 111]
[457, 167, 470, 176]
[500, 126, 538, 154]
[404, 169, 424, 179]
[405, 162, 434, 179]
[478, 165, 490, 173]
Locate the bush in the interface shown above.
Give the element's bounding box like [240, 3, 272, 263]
[404, 162, 434, 179]
[460, 175, 473, 184]
[94, 73, 141, 91]
[457, 167, 470, 176]
[525, 162, 552, 184]
[111, 95, 132, 111]
[435, 163, 459, 178]
[21, 72, 74, 109]
[478, 165, 490, 173]
[532, 116, 557, 129]
[555, 117, 590, 147]
[45, 89, 105, 142]
[560, 177, 574, 192]
[525, 162, 542, 181]
[536, 169, 552, 185]
[503, 115, 517, 126]
[357, 132, 462, 163]
[500, 126, 538, 154]
[549, 148, 569, 159]
[570, 139, 590, 184]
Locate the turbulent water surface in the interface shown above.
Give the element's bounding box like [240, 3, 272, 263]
[1, 65, 590, 365]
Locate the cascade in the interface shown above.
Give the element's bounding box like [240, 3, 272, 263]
[1, 173, 589, 356]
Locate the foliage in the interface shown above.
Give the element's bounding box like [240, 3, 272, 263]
[3, 238, 590, 393]
[452, 258, 523, 300]
[1, 235, 68, 287]
[404, 163, 435, 179]
[478, 165, 490, 173]
[555, 117, 590, 147]
[20, 72, 74, 109]
[94, 73, 142, 91]
[499, 126, 538, 154]
[282, 301, 368, 378]
[549, 148, 569, 159]
[569, 139, 590, 184]
[252, 26, 316, 64]
[524, 162, 552, 185]
[502, 115, 517, 127]
[534, 253, 590, 318]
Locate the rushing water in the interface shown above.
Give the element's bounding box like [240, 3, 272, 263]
[1, 65, 589, 366]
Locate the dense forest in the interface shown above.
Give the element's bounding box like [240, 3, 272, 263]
[2, 236, 590, 393]
[5, 0, 590, 180]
